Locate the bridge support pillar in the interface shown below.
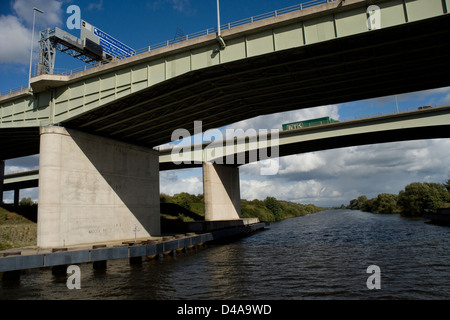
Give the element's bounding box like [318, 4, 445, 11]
[203, 163, 241, 221]
[0, 160, 4, 204]
[14, 189, 19, 211]
[37, 126, 160, 248]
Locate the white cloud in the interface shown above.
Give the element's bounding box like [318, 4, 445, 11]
[160, 169, 203, 195]
[227, 105, 340, 132]
[13, 0, 63, 28]
[149, 0, 196, 15]
[5, 155, 39, 174]
[278, 153, 326, 175]
[240, 178, 330, 203]
[363, 86, 450, 107]
[0, 0, 64, 65]
[88, 0, 104, 11]
[0, 15, 31, 64]
[236, 137, 450, 207]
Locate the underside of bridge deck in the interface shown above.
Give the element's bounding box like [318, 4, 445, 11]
[63, 14, 450, 149]
[1, 13, 450, 161]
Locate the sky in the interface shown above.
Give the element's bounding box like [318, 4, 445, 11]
[1, 0, 450, 207]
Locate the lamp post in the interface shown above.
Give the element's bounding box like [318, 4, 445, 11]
[28, 7, 44, 89]
[217, 0, 221, 35]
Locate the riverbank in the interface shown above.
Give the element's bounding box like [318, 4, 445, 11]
[0, 207, 36, 251]
[161, 193, 324, 223]
[1, 193, 323, 250]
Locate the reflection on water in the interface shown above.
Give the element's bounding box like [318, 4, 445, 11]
[1, 210, 449, 300]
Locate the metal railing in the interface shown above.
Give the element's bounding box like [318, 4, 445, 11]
[1, 0, 333, 95]
[0, 85, 29, 97]
[57, 0, 331, 76]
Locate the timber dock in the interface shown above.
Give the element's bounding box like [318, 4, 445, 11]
[0, 219, 267, 281]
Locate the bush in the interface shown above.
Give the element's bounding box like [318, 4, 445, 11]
[348, 195, 368, 210]
[19, 197, 34, 206]
[397, 182, 449, 217]
[264, 197, 283, 221]
[363, 193, 397, 214]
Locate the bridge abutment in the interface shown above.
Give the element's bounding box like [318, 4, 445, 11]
[37, 126, 160, 248]
[203, 163, 241, 221]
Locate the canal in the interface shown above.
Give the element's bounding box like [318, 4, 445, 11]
[1, 209, 449, 300]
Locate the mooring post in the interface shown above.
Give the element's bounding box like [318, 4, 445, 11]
[92, 245, 107, 270]
[1, 251, 22, 282]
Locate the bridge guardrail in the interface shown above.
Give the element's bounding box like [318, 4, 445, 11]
[55, 0, 330, 76]
[0, 85, 28, 97]
[0, 0, 335, 90]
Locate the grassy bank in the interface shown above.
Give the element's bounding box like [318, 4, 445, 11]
[1, 194, 324, 249]
[161, 193, 324, 223]
[0, 207, 37, 251]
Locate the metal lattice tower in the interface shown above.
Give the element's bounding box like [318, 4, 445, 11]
[37, 28, 104, 76]
[38, 29, 56, 75]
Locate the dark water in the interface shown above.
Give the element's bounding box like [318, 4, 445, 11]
[1, 210, 449, 300]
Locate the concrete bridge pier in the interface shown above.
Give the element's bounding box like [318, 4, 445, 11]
[0, 160, 4, 204]
[13, 189, 19, 212]
[37, 126, 161, 248]
[203, 163, 241, 221]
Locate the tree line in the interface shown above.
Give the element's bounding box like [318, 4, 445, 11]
[347, 180, 450, 217]
[161, 192, 324, 222]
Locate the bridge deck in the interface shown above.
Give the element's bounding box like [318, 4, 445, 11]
[1, 0, 450, 161]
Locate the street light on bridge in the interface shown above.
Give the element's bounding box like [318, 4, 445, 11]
[217, 0, 221, 35]
[28, 7, 44, 89]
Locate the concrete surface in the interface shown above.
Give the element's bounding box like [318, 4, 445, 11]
[203, 163, 241, 221]
[37, 126, 160, 248]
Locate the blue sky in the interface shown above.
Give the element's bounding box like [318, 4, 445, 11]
[1, 0, 450, 207]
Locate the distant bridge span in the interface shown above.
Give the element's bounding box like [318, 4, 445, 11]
[5, 105, 450, 187]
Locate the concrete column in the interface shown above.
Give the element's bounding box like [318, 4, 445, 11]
[0, 160, 4, 204]
[37, 126, 160, 248]
[14, 189, 19, 211]
[203, 162, 241, 221]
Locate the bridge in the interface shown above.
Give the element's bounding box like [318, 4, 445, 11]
[1, 0, 450, 248]
[3, 105, 450, 237]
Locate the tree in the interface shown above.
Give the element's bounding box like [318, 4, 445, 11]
[373, 193, 397, 214]
[361, 197, 376, 213]
[264, 196, 283, 221]
[19, 197, 34, 206]
[160, 193, 171, 203]
[397, 182, 449, 217]
[171, 192, 192, 211]
[349, 195, 368, 210]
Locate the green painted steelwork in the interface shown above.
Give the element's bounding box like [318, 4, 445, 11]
[0, 0, 449, 160]
[2, 0, 448, 128]
[282, 117, 339, 131]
